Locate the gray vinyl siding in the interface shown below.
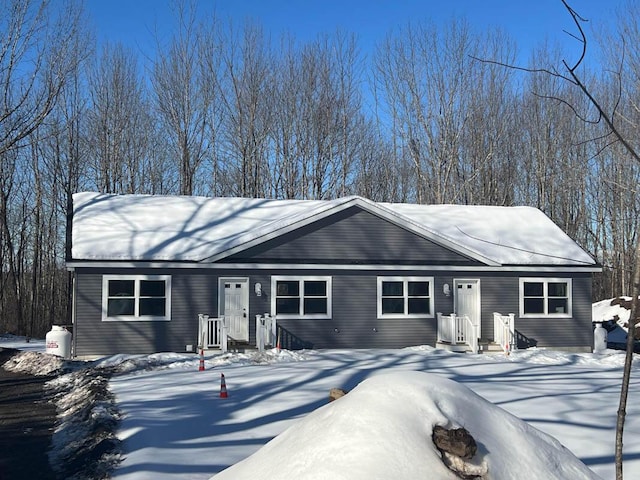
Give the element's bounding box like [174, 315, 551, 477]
[514, 274, 593, 349]
[441, 272, 593, 349]
[74, 269, 218, 356]
[73, 267, 594, 355]
[225, 207, 480, 266]
[249, 271, 440, 349]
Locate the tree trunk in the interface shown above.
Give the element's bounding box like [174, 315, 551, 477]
[616, 235, 640, 479]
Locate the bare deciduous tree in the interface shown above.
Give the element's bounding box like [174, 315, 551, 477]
[0, 0, 86, 335]
[0, 0, 84, 155]
[374, 19, 518, 205]
[151, 0, 214, 196]
[219, 22, 273, 198]
[87, 43, 152, 194]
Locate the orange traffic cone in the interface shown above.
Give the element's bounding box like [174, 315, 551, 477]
[199, 348, 205, 371]
[220, 373, 228, 398]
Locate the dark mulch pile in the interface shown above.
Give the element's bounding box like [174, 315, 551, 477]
[0, 348, 58, 480]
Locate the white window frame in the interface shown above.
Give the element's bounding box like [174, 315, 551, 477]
[102, 274, 172, 321]
[271, 276, 332, 319]
[519, 277, 572, 318]
[377, 276, 434, 319]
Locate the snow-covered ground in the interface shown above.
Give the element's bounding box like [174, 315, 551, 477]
[2, 335, 640, 480]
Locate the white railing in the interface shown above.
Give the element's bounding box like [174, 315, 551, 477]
[198, 314, 228, 352]
[493, 312, 516, 354]
[437, 313, 480, 353]
[256, 313, 277, 352]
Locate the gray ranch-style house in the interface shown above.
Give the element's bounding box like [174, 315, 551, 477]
[67, 192, 601, 357]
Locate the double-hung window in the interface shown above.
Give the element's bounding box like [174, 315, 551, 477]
[519, 278, 571, 317]
[102, 275, 171, 321]
[377, 277, 434, 318]
[271, 276, 331, 319]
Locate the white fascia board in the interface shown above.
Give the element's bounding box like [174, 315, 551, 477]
[66, 260, 602, 273]
[201, 196, 501, 266]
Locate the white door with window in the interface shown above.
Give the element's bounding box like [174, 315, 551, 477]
[454, 279, 481, 333]
[219, 278, 249, 341]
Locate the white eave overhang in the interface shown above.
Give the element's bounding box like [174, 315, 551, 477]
[66, 260, 602, 273]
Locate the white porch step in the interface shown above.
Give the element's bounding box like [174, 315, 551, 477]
[435, 341, 475, 353]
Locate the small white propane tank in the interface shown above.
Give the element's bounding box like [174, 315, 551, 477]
[593, 322, 607, 354]
[45, 325, 72, 358]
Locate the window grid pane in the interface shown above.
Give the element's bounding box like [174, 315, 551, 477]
[382, 298, 404, 314]
[304, 298, 327, 314]
[139, 298, 166, 316]
[548, 298, 568, 314]
[108, 298, 135, 316]
[382, 281, 403, 297]
[523, 282, 544, 297]
[548, 282, 567, 297]
[109, 280, 134, 297]
[304, 281, 326, 297]
[277, 281, 299, 297]
[524, 298, 545, 314]
[276, 298, 300, 314]
[408, 281, 429, 296]
[140, 280, 166, 297]
[408, 298, 430, 314]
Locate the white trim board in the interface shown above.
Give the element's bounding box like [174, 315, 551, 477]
[67, 261, 602, 273]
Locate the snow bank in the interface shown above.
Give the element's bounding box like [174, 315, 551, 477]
[592, 297, 639, 344]
[212, 371, 600, 480]
[593, 297, 632, 327]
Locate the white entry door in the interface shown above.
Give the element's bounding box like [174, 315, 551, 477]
[220, 278, 249, 342]
[454, 279, 481, 333]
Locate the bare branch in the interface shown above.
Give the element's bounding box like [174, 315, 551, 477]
[530, 90, 602, 124]
[469, 55, 576, 84]
[560, 0, 588, 71]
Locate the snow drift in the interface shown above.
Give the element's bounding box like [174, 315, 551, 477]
[212, 371, 600, 480]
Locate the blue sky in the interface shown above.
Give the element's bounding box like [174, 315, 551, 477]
[85, 0, 624, 62]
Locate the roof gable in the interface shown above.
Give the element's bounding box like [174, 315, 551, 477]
[224, 205, 483, 266]
[71, 192, 596, 267]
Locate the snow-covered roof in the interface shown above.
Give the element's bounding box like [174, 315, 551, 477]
[71, 192, 596, 266]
